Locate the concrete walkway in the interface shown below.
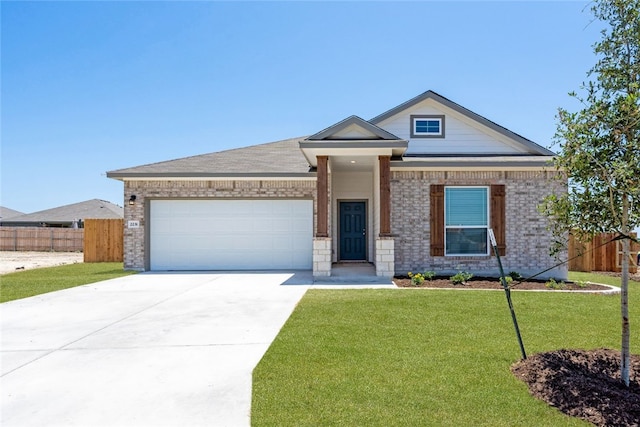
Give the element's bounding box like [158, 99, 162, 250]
[1, 272, 313, 427]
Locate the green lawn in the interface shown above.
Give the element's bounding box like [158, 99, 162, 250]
[252, 273, 640, 426]
[0, 262, 136, 303]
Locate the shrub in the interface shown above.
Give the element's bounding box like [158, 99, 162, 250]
[422, 271, 436, 281]
[508, 271, 522, 280]
[574, 279, 589, 289]
[498, 276, 513, 287]
[407, 272, 424, 286]
[408, 271, 436, 286]
[450, 271, 473, 285]
[545, 278, 566, 290]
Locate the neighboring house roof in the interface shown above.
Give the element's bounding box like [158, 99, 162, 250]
[107, 137, 313, 179]
[0, 207, 25, 220]
[1, 199, 123, 225]
[370, 90, 556, 156]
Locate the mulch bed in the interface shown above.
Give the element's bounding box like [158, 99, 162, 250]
[393, 276, 611, 291]
[512, 349, 640, 426]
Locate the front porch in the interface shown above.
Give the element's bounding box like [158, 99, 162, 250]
[307, 152, 398, 278]
[298, 116, 408, 278]
[311, 153, 396, 278]
[312, 262, 395, 285]
[312, 233, 395, 278]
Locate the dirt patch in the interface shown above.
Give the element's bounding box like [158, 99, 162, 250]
[393, 277, 612, 291]
[0, 251, 83, 275]
[589, 270, 640, 283]
[512, 349, 640, 426]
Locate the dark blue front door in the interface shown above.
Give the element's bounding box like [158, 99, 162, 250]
[339, 202, 366, 260]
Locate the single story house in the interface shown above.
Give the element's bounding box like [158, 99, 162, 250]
[107, 90, 567, 279]
[0, 199, 123, 228]
[0, 207, 25, 222]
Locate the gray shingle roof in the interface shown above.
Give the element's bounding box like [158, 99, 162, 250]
[2, 199, 123, 224]
[107, 137, 313, 179]
[0, 207, 25, 220]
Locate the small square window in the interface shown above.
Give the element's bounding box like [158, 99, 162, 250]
[415, 119, 440, 134]
[410, 115, 445, 138]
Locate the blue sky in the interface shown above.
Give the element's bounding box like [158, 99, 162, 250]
[2, 1, 602, 214]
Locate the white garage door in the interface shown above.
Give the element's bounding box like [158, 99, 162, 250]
[150, 200, 313, 270]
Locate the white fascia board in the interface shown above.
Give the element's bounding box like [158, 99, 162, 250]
[113, 175, 317, 181]
[392, 156, 556, 171]
[300, 144, 407, 167]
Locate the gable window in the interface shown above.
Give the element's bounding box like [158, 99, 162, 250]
[410, 114, 445, 138]
[444, 187, 489, 256]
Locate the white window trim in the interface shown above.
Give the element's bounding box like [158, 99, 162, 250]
[444, 186, 490, 256]
[410, 114, 445, 138]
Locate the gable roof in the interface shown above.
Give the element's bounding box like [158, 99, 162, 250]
[107, 137, 313, 179]
[2, 199, 123, 224]
[299, 115, 408, 167]
[107, 90, 554, 180]
[306, 115, 403, 141]
[0, 206, 25, 220]
[370, 90, 555, 156]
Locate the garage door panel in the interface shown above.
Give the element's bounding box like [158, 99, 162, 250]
[290, 217, 311, 232]
[250, 201, 273, 214]
[265, 218, 288, 233]
[292, 250, 310, 266]
[150, 200, 312, 270]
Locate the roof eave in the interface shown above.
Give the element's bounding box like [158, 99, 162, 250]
[391, 155, 556, 170]
[299, 140, 409, 167]
[107, 172, 316, 180]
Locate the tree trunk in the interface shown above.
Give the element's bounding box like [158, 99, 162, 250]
[621, 195, 630, 387]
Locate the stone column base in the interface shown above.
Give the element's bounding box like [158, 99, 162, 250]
[375, 237, 395, 277]
[313, 237, 332, 277]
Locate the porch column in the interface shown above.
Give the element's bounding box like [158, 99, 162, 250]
[313, 155, 331, 277]
[376, 155, 394, 277]
[379, 155, 391, 237]
[316, 155, 328, 237]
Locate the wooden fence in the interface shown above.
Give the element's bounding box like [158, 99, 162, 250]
[568, 233, 639, 273]
[0, 227, 84, 252]
[0, 219, 124, 263]
[83, 219, 124, 262]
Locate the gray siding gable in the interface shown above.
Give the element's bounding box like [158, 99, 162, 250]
[306, 115, 403, 141]
[370, 90, 556, 156]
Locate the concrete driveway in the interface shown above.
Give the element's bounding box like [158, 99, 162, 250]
[1, 272, 313, 426]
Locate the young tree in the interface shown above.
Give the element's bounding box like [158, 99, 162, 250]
[541, 0, 640, 387]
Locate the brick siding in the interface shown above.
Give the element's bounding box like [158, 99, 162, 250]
[390, 170, 568, 279]
[123, 180, 316, 270]
[123, 171, 566, 279]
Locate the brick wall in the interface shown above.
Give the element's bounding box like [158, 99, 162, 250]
[390, 170, 568, 279]
[123, 179, 316, 270]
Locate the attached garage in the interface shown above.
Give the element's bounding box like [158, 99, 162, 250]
[149, 199, 313, 270]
